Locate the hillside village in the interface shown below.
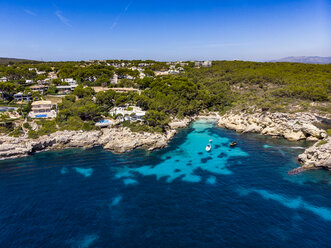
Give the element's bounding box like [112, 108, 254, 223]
[0, 60, 212, 136]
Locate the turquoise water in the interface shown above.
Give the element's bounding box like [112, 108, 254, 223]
[0, 120, 330, 247]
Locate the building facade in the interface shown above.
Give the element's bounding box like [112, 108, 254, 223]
[14, 92, 33, 102]
[28, 100, 57, 118]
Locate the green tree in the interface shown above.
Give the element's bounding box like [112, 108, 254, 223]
[96, 90, 116, 111]
[144, 110, 169, 130]
[143, 69, 155, 77]
[0, 82, 16, 94]
[73, 85, 95, 98]
[46, 85, 57, 95]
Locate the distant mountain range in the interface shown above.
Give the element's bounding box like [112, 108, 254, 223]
[1, 56, 331, 64]
[0, 57, 37, 64]
[270, 56, 331, 64]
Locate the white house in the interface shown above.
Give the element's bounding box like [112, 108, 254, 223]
[14, 92, 33, 102]
[37, 79, 49, 85]
[25, 79, 34, 84]
[139, 72, 146, 79]
[0, 77, 8, 82]
[195, 61, 212, 67]
[110, 74, 118, 85]
[154, 71, 169, 76]
[56, 84, 78, 94]
[124, 75, 135, 80]
[138, 63, 151, 67]
[30, 85, 48, 93]
[109, 106, 146, 121]
[168, 69, 180, 74]
[28, 100, 57, 118]
[62, 78, 77, 85]
[86, 76, 97, 82]
[202, 60, 212, 67]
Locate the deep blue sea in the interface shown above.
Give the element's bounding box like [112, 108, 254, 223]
[1, 120, 331, 248]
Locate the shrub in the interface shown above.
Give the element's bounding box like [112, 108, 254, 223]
[60, 116, 84, 131]
[9, 127, 23, 137]
[122, 121, 163, 133]
[36, 120, 58, 136]
[28, 130, 39, 139]
[23, 122, 31, 129]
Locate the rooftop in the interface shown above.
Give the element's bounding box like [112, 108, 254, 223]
[31, 100, 52, 106]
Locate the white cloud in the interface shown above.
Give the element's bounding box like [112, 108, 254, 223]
[110, 1, 133, 30]
[110, 16, 120, 30]
[24, 9, 36, 16]
[55, 10, 72, 27]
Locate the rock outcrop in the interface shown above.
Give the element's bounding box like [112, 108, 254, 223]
[0, 115, 221, 160]
[218, 111, 327, 141]
[101, 128, 176, 153]
[218, 110, 331, 170]
[298, 137, 331, 169]
[168, 118, 192, 129]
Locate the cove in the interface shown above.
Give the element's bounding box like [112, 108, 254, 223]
[0, 120, 330, 248]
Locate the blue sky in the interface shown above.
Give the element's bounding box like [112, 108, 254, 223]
[0, 0, 330, 61]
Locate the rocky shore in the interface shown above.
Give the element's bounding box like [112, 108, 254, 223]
[0, 127, 177, 160]
[0, 114, 222, 160]
[218, 111, 327, 141]
[1, 111, 330, 171]
[298, 137, 331, 170]
[218, 110, 331, 170]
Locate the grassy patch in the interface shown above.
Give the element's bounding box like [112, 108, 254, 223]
[9, 127, 23, 137]
[59, 116, 95, 131]
[121, 121, 163, 133]
[316, 140, 327, 146]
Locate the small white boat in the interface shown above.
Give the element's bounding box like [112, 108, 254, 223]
[209, 139, 213, 143]
[206, 144, 211, 152]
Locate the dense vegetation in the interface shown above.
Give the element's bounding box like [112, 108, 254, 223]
[0, 60, 330, 136]
[186, 61, 330, 113]
[0, 57, 37, 64]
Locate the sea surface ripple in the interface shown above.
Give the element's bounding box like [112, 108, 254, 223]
[0, 120, 330, 248]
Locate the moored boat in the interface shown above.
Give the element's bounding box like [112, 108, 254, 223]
[206, 144, 211, 152]
[230, 141, 237, 147]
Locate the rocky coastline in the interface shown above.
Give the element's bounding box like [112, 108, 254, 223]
[0, 113, 222, 160]
[1, 111, 330, 171]
[218, 110, 331, 170]
[0, 127, 178, 160]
